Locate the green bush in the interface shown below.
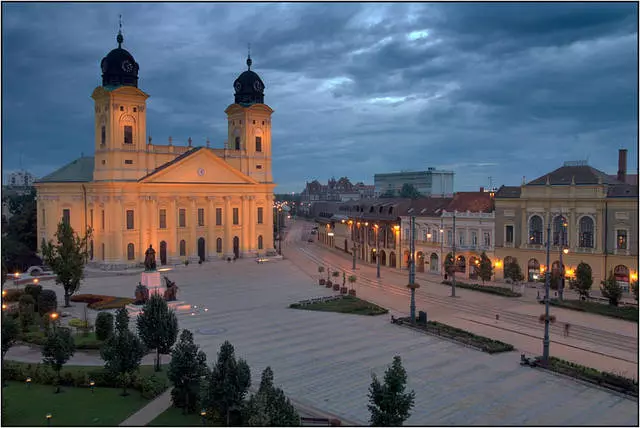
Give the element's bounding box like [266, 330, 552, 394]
[544, 299, 638, 323]
[95, 312, 114, 341]
[544, 357, 638, 396]
[37, 290, 58, 316]
[18, 294, 35, 307]
[24, 284, 42, 309]
[135, 375, 169, 399]
[3, 289, 25, 302]
[441, 280, 522, 297]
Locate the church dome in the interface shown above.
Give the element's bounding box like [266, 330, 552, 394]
[233, 55, 265, 105]
[100, 31, 139, 88]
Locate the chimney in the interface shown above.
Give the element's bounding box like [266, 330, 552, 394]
[617, 149, 627, 183]
[480, 187, 484, 193]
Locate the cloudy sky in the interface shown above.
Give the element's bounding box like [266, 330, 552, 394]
[2, 2, 638, 193]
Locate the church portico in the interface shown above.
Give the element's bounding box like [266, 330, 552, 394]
[35, 27, 276, 270]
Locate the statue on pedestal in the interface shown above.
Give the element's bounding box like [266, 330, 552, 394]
[144, 245, 157, 271]
[163, 276, 179, 301]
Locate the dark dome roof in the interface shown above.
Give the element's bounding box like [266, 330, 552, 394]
[233, 55, 265, 105]
[100, 32, 139, 88]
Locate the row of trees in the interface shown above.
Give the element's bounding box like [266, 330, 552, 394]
[444, 251, 496, 284]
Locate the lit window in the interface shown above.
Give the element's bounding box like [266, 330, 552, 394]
[529, 216, 543, 245]
[617, 230, 627, 250]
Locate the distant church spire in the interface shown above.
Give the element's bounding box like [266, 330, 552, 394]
[246, 43, 252, 71]
[117, 14, 124, 48]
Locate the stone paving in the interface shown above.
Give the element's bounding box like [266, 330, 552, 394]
[25, 257, 638, 426]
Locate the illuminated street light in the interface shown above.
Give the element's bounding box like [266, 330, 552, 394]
[89, 380, 95, 394]
[46, 414, 52, 427]
[563, 248, 569, 255]
[26, 377, 32, 388]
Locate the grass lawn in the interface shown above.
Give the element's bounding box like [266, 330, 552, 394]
[20, 331, 105, 350]
[2, 381, 150, 426]
[148, 406, 221, 426]
[545, 298, 638, 322]
[290, 296, 388, 315]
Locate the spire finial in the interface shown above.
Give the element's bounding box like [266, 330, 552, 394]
[117, 14, 124, 48]
[246, 43, 252, 70]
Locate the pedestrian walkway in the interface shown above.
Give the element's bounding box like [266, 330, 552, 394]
[119, 390, 173, 426]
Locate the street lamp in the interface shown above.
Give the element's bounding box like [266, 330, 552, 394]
[558, 216, 568, 300]
[407, 210, 419, 323]
[451, 211, 457, 297]
[200, 409, 207, 426]
[46, 413, 52, 427]
[89, 380, 95, 394]
[26, 377, 31, 389]
[542, 217, 552, 364]
[374, 224, 380, 278]
[440, 217, 444, 278]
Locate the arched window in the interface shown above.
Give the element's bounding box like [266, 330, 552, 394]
[235, 136, 241, 150]
[179, 240, 186, 256]
[257, 235, 263, 250]
[552, 216, 568, 246]
[216, 238, 222, 253]
[579, 216, 594, 248]
[127, 243, 135, 260]
[529, 215, 543, 245]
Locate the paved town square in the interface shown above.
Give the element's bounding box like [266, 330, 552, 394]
[10, 255, 637, 426]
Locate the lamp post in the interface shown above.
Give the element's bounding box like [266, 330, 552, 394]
[200, 409, 207, 426]
[542, 217, 552, 364]
[408, 214, 418, 323]
[440, 217, 444, 278]
[451, 211, 457, 298]
[46, 413, 52, 427]
[278, 208, 282, 255]
[26, 377, 31, 389]
[374, 224, 380, 278]
[89, 380, 95, 394]
[558, 217, 568, 300]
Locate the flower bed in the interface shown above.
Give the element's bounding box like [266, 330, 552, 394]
[533, 356, 638, 397]
[396, 317, 515, 354]
[441, 280, 522, 297]
[542, 299, 638, 323]
[70, 294, 134, 310]
[290, 296, 388, 316]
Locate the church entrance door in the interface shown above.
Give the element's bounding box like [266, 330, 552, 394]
[233, 236, 240, 259]
[160, 241, 167, 265]
[198, 238, 205, 262]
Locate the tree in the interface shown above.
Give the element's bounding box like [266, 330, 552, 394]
[600, 270, 623, 307]
[478, 252, 493, 284]
[42, 327, 75, 393]
[101, 308, 147, 396]
[168, 329, 209, 414]
[399, 184, 421, 199]
[444, 253, 455, 275]
[503, 259, 524, 283]
[2, 189, 39, 273]
[380, 190, 395, 198]
[137, 294, 179, 372]
[368, 355, 415, 426]
[41, 221, 92, 307]
[2, 314, 19, 374]
[571, 262, 593, 299]
[245, 367, 300, 426]
[206, 341, 251, 424]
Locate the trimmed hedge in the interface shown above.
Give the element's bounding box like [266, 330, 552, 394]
[2, 361, 168, 399]
[37, 289, 58, 315]
[95, 312, 114, 341]
[542, 299, 638, 323]
[397, 317, 515, 354]
[4, 288, 25, 302]
[441, 280, 522, 297]
[18, 330, 104, 350]
[538, 356, 638, 397]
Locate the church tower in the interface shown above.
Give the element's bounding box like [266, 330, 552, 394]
[92, 25, 149, 181]
[224, 53, 274, 184]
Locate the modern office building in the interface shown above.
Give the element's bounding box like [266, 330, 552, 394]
[374, 168, 454, 198]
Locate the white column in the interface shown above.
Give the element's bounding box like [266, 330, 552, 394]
[241, 196, 249, 255]
[249, 196, 256, 253]
[207, 196, 216, 259]
[224, 196, 232, 256]
[113, 196, 123, 264]
[189, 197, 198, 259]
[150, 197, 158, 253]
[139, 196, 147, 261]
[170, 197, 178, 260]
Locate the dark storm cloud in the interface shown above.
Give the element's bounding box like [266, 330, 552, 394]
[2, 2, 637, 193]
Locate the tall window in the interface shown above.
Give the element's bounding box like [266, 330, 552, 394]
[101, 243, 105, 261]
[101, 210, 105, 230]
[124, 125, 133, 144]
[127, 243, 135, 260]
[126, 210, 134, 230]
[101, 125, 106, 146]
[216, 208, 222, 225]
[553, 216, 568, 246]
[235, 136, 241, 150]
[484, 232, 491, 247]
[159, 209, 167, 229]
[233, 208, 239, 225]
[42, 209, 46, 227]
[216, 238, 222, 253]
[258, 235, 263, 250]
[617, 230, 628, 250]
[505, 225, 514, 243]
[257, 207, 263, 224]
[471, 231, 478, 247]
[198, 208, 205, 226]
[179, 209, 186, 227]
[579, 216, 594, 248]
[255, 136, 262, 152]
[458, 233, 465, 247]
[529, 215, 543, 245]
[62, 209, 70, 225]
[90, 209, 94, 229]
[179, 240, 186, 256]
[447, 230, 453, 245]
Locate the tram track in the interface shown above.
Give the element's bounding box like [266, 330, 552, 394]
[287, 231, 638, 360]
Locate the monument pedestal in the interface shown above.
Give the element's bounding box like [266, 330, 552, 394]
[141, 271, 162, 297]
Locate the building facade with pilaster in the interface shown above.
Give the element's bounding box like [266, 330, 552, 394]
[35, 30, 275, 269]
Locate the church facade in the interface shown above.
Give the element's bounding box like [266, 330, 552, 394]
[35, 30, 276, 268]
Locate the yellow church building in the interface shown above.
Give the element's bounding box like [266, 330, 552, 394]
[35, 29, 276, 268]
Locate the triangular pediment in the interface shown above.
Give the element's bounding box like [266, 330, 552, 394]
[139, 147, 259, 185]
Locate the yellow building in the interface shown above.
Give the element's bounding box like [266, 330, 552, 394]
[35, 30, 275, 268]
[494, 152, 638, 288]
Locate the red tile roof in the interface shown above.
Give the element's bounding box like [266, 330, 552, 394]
[444, 192, 493, 213]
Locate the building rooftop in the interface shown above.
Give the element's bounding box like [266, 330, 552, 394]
[36, 157, 94, 183]
[527, 165, 619, 186]
[444, 192, 493, 213]
[495, 185, 522, 198]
